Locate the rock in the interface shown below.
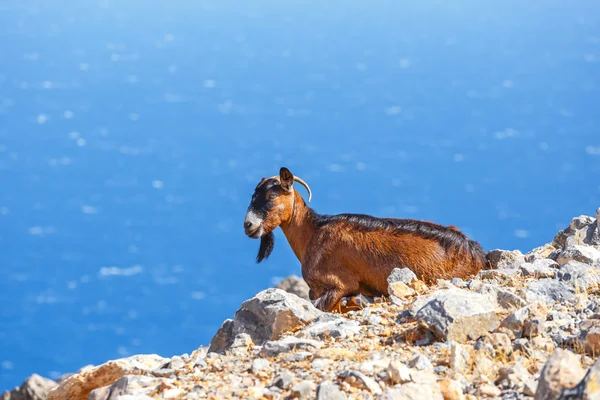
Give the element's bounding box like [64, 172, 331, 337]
[525, 243, 559, 262]
[284, 352, 313, 362]
[408, 354, 434, 371]
[478, 284, 528, 310]
[387, 361, 412, 384]
[94, 375, 166, 399]
[382, 383, 443, 400]
[558, 357, 600, 399]
[47, 354, 168, 400]
[337, 370, 382, 395]
[524, 317, 545, 338]
[272, 372, 294, 390]
[535, 348, 586, 400]
[275, 275, 311, 300]
[261, 336, 324, 357]
[208, 288, 323, 354]
[410, 288, 500, 343]
[557, 245, 600, 267]
[486, 249, 526, 269]
[439, 378, 465, 400]
[478, 268, 521, 279]
[557, 261, 600, 291]
[520, 259, 559, 279]
[251, 358, 270, 374]
[388, 282, 416, 300]
[514, 338, 534, 357]
[501, 306, 530, 336]
[291, 381, 315, 399]
[477, 384, 501, 398]
[227, 332, 254, 357]
[388, 268, 417, 285]
[1, 374, 58, 400]
[525, 279, 576, 305]
[316, 381, 347, 400]
[553, 214, 600, 250]
[296, 313, 361, 340]
[450, 342, 471, 374]
[578, 319, 600, 356]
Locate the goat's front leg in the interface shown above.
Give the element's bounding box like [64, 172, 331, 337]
[313, 288, 345, 313]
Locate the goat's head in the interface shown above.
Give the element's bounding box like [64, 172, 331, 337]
[244, 167, 312, 262]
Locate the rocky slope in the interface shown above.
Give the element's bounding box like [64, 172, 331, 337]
[3, 209, 600, 400]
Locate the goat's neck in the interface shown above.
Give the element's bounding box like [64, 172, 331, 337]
[280, 191, 316, 264]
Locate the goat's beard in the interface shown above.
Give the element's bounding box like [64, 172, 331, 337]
[256, 231, 275, 263]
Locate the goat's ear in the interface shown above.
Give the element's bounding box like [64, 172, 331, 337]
[280, 167, 293, 191]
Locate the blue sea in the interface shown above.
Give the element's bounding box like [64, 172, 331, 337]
[1, 0, 599, 390]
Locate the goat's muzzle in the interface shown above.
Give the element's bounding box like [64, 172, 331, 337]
[244, 211, 264, 238]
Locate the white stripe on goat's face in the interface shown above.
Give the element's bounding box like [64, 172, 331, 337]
[244, 209, 264, 238]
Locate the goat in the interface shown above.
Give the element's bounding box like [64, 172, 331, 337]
[243, 167, 487, 312]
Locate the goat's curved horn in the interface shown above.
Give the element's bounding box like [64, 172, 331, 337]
[262, 174, 313, 203]
[293, 176, 312, 203]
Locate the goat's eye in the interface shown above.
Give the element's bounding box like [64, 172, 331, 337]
[268, 192, 277, 200]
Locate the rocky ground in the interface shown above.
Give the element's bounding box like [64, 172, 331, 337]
[3, 209, 600, 400]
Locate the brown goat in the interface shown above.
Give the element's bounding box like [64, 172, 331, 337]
[243, 167, 487, 312]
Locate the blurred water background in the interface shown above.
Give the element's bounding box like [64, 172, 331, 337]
[1, 0, 599, 390]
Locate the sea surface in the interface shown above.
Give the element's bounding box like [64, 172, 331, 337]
[1, 0, 599, 390]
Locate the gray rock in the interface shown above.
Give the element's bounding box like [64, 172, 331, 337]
[535, 348, 586, 400]
[272, 372, 295, 390]
[316, 381, 347, 400]
[284, 352, 313, 362]
[513, 338, 534, 357]
[387, 361, 412, 384]
[296, 313, 361, 340]
[553, 214, 600, 251]
[291, 381, 315, 399]
[408, 354, 434, 371]
[525, 243, 560, 262]
[450, 342, 471, 374]
[261, 336, 324, 357]
[578, 318, 600, 356]
[251, 358, 270, 374]
[557, 246, 600, 267]
[101, 375, 167, 400]
[382, 383, 443, 400]
[523, 317, 545, 338]
[275, 275, 311, 300]
[557, 261, 600, 291]
[208, 288, 323, 354]
[337, 370, 382, 395]
[486, 249, 526, 269]
[520, 259, 558, 279]
[525, 279, 576, 305]
[478, 284, 528, 310]
[1, 374, 58, 400]
[478, 268, 521, 279]
[558, 357, 600, 399]
[410, 288, 500, 343]
[501, 306, 530, 336]
[387, 268, 417, 285]
[450, 278, 468, 288]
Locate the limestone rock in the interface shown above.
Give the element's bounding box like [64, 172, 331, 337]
[337, 370, 382, 395]
[275, 275, 311, 300]
[208, 288, 323, 354]
[520, 259, 559, 279]
[525, 279, 576, 305]
[478, 284, 528, 310]
[553, 214, 600, 250]
[382, 383, 443, 400]
[578, 318, 600, 356]
[525, 243, 560, 262]
[439, 378, 465, 400]
[558, 357, 600, 399]
[557, 245, 600, 267]
[316, 381, 347, 400]
[295, 313, 361, 340]
[535, 348, 586, 400]
[387, 267, 417, 285]
[261, 336, 324, 357]
[47, 354, 168, 400]
[557, 261, 600, 291]
[486, 249, 525, 269]
[1, 374, 58, 400]
[410, 288, 500, 343]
